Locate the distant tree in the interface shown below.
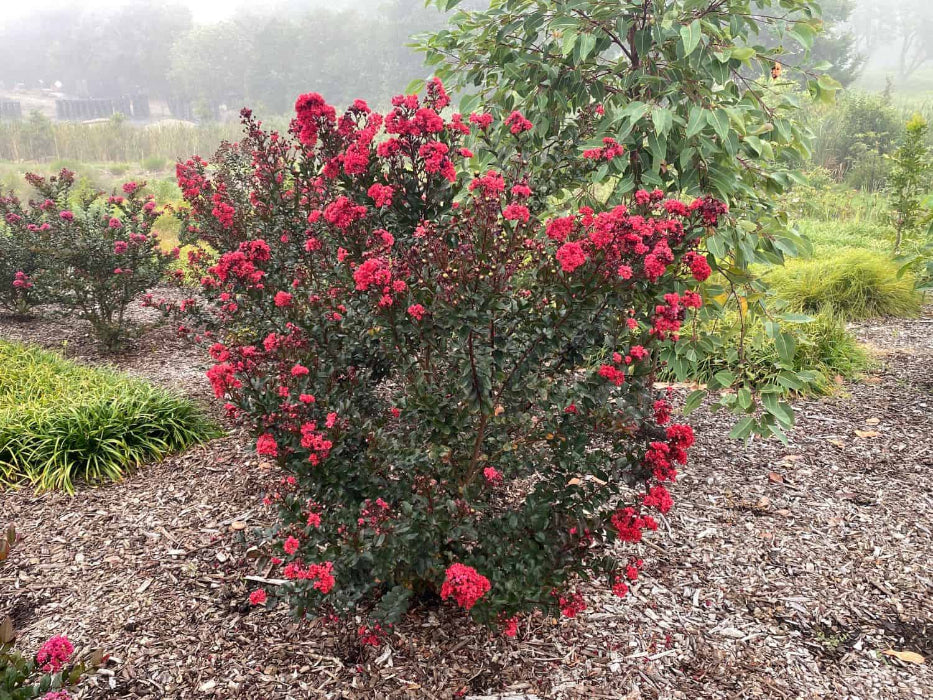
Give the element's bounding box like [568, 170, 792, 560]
[168, 22, 254, 109]
[888, 114, 930, 254]
[852, 0, 932, 79]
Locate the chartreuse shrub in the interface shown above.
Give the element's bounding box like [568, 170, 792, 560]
[0, 340, 219, 493]
[768, 251, 922, 320]
[171, 82, 729, 638]
[0, 170, 179, 350]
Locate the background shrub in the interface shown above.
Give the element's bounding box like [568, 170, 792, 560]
[768, 251, 922, 319]
[0, 340, 220, 492]
[0, 169, 179, 349]
[418, 0, 839, 436]
[811, 91, 903, 184]
[0, 213, 42, 317]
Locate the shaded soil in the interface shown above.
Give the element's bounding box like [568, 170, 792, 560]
[1, 308, 931, 699]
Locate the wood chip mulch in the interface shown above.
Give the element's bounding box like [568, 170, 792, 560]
[1, 307, 932, 699]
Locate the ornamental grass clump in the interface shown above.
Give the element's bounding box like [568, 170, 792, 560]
[769, 250, 921, 320]
[173, 80, 724, 636]
[0, 340, 220, 492]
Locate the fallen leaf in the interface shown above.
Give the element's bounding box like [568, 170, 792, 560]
[756, 496, 770, 509]
[829, 439, 845, 448]
[882, 649, 925, 664]
[229, 521, 247, 531]
[865, 418, 880, 425]
[567, 478, 583, 486]
[768, 472, 784, 484]
[783, 455, 805, 462]
[855, 430, 880, 438]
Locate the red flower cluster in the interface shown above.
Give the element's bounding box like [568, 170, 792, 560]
[283, 560, 336, 593]
[35, 636, 73, 673]
[557, 591, 587, 618]
[583, 137, 625, 161]
[12, 271, 33, 289]
[441, 563, 491, 610]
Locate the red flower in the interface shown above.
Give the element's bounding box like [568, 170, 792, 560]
[249, 588, 267, 605]
[683, 251, 711, 281]
[643, 485, 674, 514]
[256, 433, 278, 457]
[558, 592, 586, 618]
[545, 216, 575, 242]
[407, 304, 426, 321]
[598, 364, 626, 386]
[283, 536, 300, 555]
[610, 507, 658, 542]
[367, 183, 394, 208]
[505, 111, 533, 134]
[441, 563, 491, 610]
[468, 112, 493, 130]
[353, 257, 391, 292]
[556, 241, 586, 273]
[611, 579, 629, 598]
[274, 291, 293, 307]
[36, 636, 73, 673]
[483, 466, 503, 486]
[469, 170, 506, 199]
[503, 203, 530, 223]
[323, 196, 367, 230]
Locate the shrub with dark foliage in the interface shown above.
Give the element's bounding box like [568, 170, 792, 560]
[174, 80, 723, 637]
[0, 169, 178, 349]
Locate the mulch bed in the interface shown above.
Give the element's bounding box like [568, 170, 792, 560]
[1, 307, 931, 699]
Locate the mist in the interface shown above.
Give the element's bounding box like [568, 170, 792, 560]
[0, 0, 930, 127]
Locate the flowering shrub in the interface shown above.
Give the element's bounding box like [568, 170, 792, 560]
[0, 621, 99, 699]
[0, 199, 43, 317]
[175, 81, 720, 634]
[0, 170, 177, 349]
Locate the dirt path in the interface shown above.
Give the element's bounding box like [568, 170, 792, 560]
[1, 310, 931, 699]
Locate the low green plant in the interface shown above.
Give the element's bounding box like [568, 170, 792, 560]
[140, 155, 168, 172]
[768, 251, 922, 320]
[661, 309, 869, 397]
[0, 340, 220, 492]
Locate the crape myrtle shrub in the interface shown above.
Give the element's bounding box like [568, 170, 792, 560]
[172, 80, 725, 635]
[0, 170, 178, 349]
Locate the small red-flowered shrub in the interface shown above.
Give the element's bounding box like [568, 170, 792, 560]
[0, 206, 43, 317]
[174, 80, 722, 636]
[0, 170, 177, 349]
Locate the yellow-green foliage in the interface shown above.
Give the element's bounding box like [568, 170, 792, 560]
[0, 340, 220, 492]
[768, 251, 921, 320]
